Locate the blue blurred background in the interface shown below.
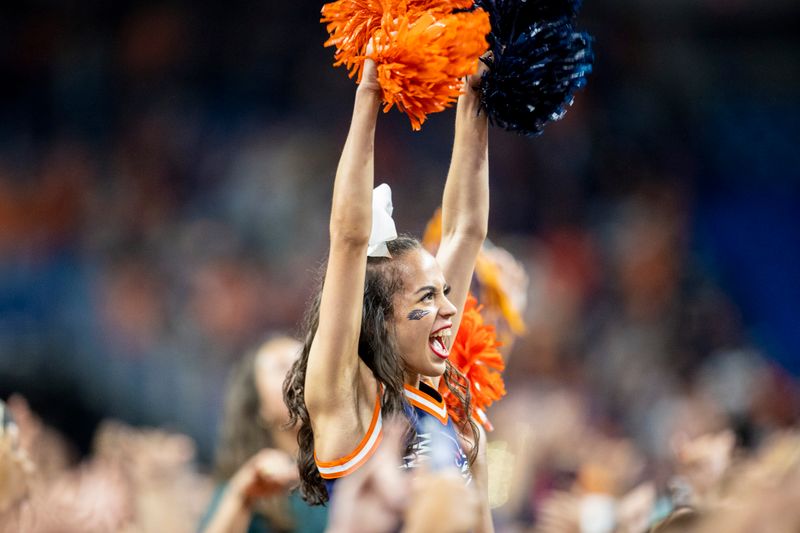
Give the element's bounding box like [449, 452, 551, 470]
[0, 0, 798, 468]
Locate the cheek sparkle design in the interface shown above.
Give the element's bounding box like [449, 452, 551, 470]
[407, 309, 431, 321]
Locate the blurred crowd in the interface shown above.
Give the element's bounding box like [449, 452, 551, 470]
[1, 0, 798, 531]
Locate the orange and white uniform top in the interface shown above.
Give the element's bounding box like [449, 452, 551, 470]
[315, 380, 471, 499]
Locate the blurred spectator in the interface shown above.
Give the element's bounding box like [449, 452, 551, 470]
[0, 395, 211, 533]
[200, 336, 327, 533]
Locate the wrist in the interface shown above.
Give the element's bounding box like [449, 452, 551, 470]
[227, 476, 254, 509]
[354, 85, 383, 115]
[358, 57, 382, 96]
[356, 82, 382, 99]
[457, 89, 483, 117]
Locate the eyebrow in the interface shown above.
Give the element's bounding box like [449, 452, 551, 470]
[414, 283, 450, 294]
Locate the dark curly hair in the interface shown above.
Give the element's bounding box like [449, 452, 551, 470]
[283, 235, 479, 505]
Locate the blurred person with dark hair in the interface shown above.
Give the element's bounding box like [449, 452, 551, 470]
[200, 336, 327, 533]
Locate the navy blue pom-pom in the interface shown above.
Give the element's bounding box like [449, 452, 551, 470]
[479, 0, 582, 41]
[476, 0, 594, 136]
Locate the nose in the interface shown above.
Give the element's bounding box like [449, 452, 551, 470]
[440, 294, 457, 319]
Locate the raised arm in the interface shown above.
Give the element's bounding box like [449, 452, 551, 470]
[436, 72, 490, 335]
[304, 62, 381, 433]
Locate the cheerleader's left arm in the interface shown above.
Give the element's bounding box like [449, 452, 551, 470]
[436, 64, 489, 338]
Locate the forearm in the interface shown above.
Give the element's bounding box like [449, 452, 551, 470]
[441, 87, 489, 241]
[329, 84, 382, 244]
[307, 79, 382, 410]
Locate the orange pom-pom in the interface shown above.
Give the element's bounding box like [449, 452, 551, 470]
[421, 207, 442, 253]
[321, 0, 384, 81]
[475, 253, 527, 335]
[321, 0, 478, 81]
[440, 294, 506, 431]
[408, 0, 474, 11]
[321, 0, 490, 129]
[372, 8, 490, 130]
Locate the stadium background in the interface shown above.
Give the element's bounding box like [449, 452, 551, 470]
[0, 0, 797, 470]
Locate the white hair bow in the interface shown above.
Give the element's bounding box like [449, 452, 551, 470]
[367, 183, 398, 258]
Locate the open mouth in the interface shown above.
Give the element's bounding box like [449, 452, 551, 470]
[429, 327, 452, 360]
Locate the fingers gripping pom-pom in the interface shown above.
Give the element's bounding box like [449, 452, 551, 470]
[476, 0, 594, 136]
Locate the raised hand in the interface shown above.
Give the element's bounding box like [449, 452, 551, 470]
[230, 448, 298, 506]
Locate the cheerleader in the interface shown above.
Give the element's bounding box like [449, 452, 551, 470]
[284, 55, 492, 532]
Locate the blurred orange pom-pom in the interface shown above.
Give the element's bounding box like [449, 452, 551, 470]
[475, 253, 527, 335]
[422, 207, 442, 253]
[440, 294, 506, 431]
[321, 0, 490, 129]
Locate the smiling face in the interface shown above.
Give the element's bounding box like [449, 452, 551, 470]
[390, 248, 457, 382]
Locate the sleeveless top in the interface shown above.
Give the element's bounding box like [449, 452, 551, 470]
[314, 381, 471, 499]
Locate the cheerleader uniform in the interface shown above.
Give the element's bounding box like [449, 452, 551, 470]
[315, 380, 471, 500]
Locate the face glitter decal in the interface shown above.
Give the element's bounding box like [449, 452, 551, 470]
[407, 309, 431, 321]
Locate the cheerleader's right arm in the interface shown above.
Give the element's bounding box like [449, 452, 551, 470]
[303, 60, 382, 450]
